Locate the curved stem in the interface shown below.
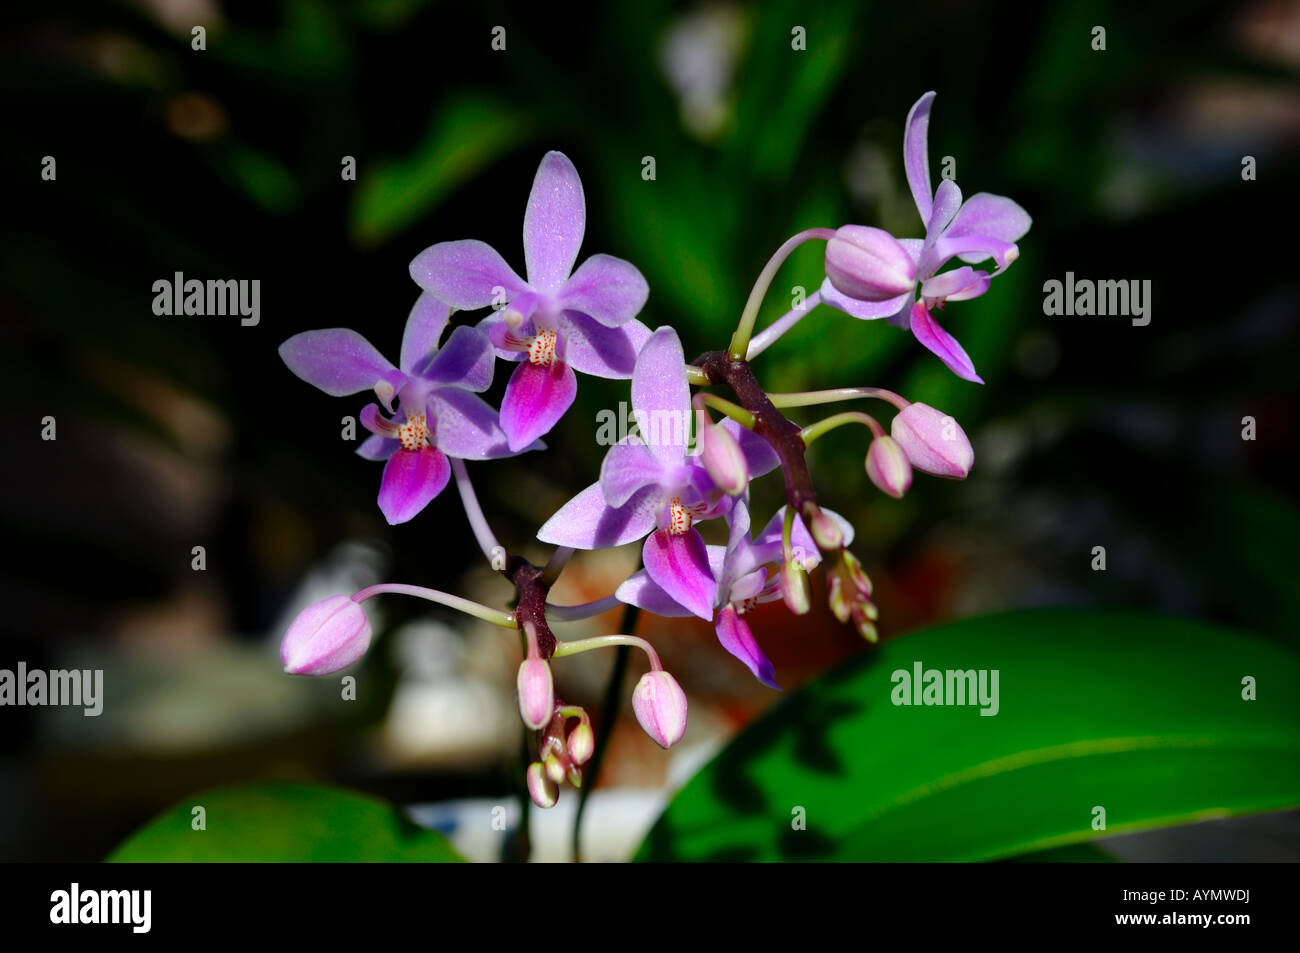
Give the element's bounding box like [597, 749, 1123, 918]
[799, 410, 885, 446]
[551, 633, 662, 671]
[351, 583, 516, 628]
[746, 290, 821, 360]
[572, 603, 637, 863]
[544, 594, 622, 621]
[541, 547, 574, 587]
[685, 365, 711, 387]
[692, 391, 756, 429]
[767, 386, 910, 411]
[728, 227, 835, 360]
[451, 458, 507, 570]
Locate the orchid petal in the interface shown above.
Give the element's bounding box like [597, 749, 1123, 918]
[600, 440, 666, 508]
[427, 389, 520, 460]
[725, 419, 781, 479]
[819, 277, 913, 320]
[357, 434, 398, 461]
[377, 447, 450, 525]
[500, 359, 577, 452]
[930, 233, 1019, 272]
[537, 483, 659, 549]
[910, 302, 983, 384]
[945, 192, 1032, 247]
[642, 529, 716, 621]
[921, 266, 983, 301]
[421, 325, 496, 392]
[903, 91, 937, 223]
[928, 179, 963, 235]
[279, 329, 396, 396]
[400, 293, 451, 375]
[632, 327, 690, 464]
[557, 253, 649, 327]
[715, 605, 780, 690]
[558, 312, 652, 379]
[523, 151, 585, 294]
[409, 240, 529, 311]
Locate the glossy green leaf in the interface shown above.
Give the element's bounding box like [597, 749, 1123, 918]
[108, 782, 465, 862]
[637, 610, 1300, 861]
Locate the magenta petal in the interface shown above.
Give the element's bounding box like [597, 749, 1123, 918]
[500, 360, 577, 452]
[409, 240, 529, 311]
[614, 570, 694, 618]
[537, 483, 659, 549]
[642, 528, 716, 621]
[903, 91, 937, 223]
[377, 447, 450, 525]
[523, 151, 586, 294]
[357, 434, 398, 461]
[910, 302, 983, 384]
[558, 253, 649, 327]
[632, 327, 690, 464]
[714, 605, 780, 690]
[400, 293, 451, 374]
[279, 329, 395, 396]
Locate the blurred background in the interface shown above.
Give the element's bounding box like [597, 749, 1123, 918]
[1, 0, 1297, 861]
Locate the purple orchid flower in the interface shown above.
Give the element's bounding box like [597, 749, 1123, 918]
[409, 151, 652, 452]
[536, 326, 778, 619]
[280, 292, 525, 526]
[821, 91, 1032, 383]
[615, 496, 853, 689]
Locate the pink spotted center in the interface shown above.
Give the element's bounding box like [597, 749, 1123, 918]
[397, 414, 429, 452]
[668, 497, 692, 535]
[527, 329, 558, 366]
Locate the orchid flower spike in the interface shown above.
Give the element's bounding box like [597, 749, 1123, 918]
[538, 326, 778, 619]
[616, 496, 853, 690]
[821, 91, 1032, 384]
[409, 151, 653, 451]
[280, 293, 528, 525]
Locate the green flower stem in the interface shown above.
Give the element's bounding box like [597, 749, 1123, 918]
[767, 387, 909, 411]
[799, 411, 885, 447]
[551, 633, 662, 671]
[728, 227, 835, 360]
[692, 391, 756, 429]
[351, 584, 517, 628]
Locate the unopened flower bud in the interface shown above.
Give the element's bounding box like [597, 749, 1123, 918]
[526, 761, 558, 808]
[827, 575, 852, 624]
[516, 657, 554, 730]
[544, 752, 566, 785]
[824, 225, 917, 302]
[780, 560, 811, 615]
[699, 422, 749, 496]
[281, 594, 372, 676]
[567, 721, 594, 765]
[804, 504, 844, 550]
[632, 670, 688, 749]
[841, 550, 874, 598]
[890, 402, 974, 479]
[865, 435, 913, 499]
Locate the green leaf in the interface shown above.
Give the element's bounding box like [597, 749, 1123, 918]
[637, 610, 1300, 862]
[350, 95, 530, 246]
[108, 782, 465, 862]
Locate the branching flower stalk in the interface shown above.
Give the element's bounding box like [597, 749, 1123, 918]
[275, 92, 1030, 842]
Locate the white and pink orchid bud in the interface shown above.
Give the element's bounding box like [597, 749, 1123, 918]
[865, 435, 913, 498]
[516, 656, 555, 730]
[567, 720, 594, 765]
[804, 504, 844, 550]
[890, 402, 974, 479]
[526, 761, 558, 809]
[632, 670, 688, 749]
[824, 225, 917, 302]
[780, 559, 812, 615]
[281, 594, 372, 676]
[699, 422, 748, 496]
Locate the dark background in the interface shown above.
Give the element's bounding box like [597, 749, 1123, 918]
[1, 0, 1297, 860]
